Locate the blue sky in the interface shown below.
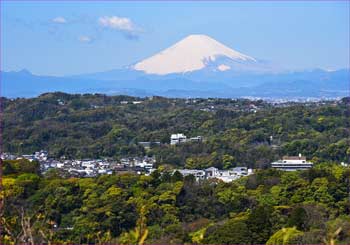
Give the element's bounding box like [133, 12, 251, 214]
[1, 1, 349, 76]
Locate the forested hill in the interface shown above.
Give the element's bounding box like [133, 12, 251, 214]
[2, 92, 350, 168]
[2, 93, 350, 244]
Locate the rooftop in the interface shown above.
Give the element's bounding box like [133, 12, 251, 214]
[283, 156, 306, 161]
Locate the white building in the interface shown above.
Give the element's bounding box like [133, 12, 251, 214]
[205, 167, 252, 182]
[174, 166, 253, 183]
[34, 150, 48, 161]
[170, 134, 203, 145]
[135, 161, 153, 169]
[81, 161, 95, 169]
[205, 167, 220, 178]
[175, 169, 206, 181]
[271, 154, 313, 171]
[170, 133, 187, 145]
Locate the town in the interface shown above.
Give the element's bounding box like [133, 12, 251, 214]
[2, 147, 325, 182]
[1, 150, 254, 182]
[2, 124, 345, 182]
[1, 150, 156, 177]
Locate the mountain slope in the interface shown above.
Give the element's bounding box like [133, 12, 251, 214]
[73, 34, 280, 83]
[133, 34, 258, 75]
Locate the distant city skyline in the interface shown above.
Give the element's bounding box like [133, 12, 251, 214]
[1, 1, 349, 76]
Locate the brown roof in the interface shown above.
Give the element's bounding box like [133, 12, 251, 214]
[283, 156, 306, 160]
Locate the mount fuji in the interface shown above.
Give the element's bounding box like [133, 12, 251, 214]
[2, 34, 349, 99]
[77, 34, 280, 82]
[132, 34, 272, 75]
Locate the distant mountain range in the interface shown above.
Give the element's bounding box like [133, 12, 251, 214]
[2, 34, 349, 99]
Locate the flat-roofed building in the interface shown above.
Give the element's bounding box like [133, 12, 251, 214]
[175, 169, 206, 181]
[170, 133, 187, 145]
[271, 154, 313, 171]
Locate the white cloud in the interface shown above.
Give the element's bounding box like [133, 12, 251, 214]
[98, 16, 135, 31]
[78, 36, 92, 43]
[52, 17, 67, 24]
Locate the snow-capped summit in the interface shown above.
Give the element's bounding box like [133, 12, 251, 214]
[133, 34, 258, 75]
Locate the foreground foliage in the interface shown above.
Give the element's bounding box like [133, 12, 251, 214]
[2, 159, 350, 244]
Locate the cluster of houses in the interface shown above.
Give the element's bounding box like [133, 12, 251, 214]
[42, 159, 114, 177]
[176, 155, 316, 183]
[174, 154, 316, 182]
[1, 150, 49, 162]
[170, 133, 203, 145]
[7, 148, 346, 180]
[1, 151, 156, 177]
[45, 156, 156, 177]
[174, 166, 253, 182]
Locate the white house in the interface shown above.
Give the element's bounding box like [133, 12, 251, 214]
[170, 133, 187, 145]
[173, 166, 253, 183]
[205, 167, 220, 178]
[271, 154, 313, 171]
[205, 166, 252, 182]
[175, 169, 206, 181]
[135, 161, 153, 169]
[171, 134, 203, 145]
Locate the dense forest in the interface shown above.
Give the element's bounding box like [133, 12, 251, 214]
[2, 158, 350, 244]
[1, 93, 350, 169]
[1, 93, 350, 244]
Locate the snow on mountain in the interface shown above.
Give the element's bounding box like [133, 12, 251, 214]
[217, 64, 231, 71]
[133, 34, 257, 75]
